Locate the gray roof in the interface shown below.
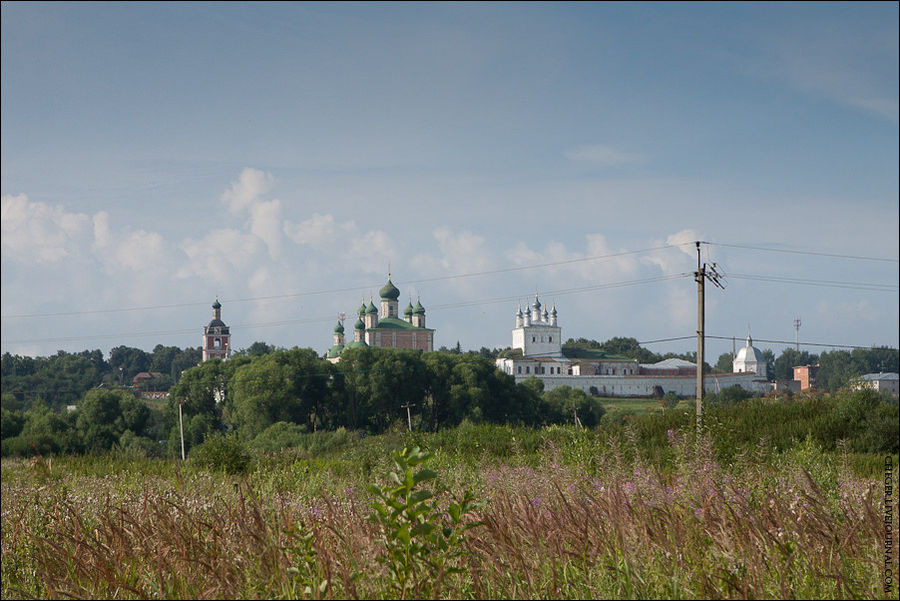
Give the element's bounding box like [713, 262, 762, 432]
[859, 372, 899, 381]
[641, 358, 696, 370]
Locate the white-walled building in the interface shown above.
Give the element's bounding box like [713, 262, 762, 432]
[495, 296, 771, 397]
[853, 372, 899, 396]
[733, 335, 767, 379]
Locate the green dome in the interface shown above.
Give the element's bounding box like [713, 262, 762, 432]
[358, 302, 367, 317]
[404, 302, 414, 317]
[413, 299, 425, 315]
[354, 318, 365, 330]
[327, 344, 344, 358]
[345, 340, 368, 350]
[333, 321, 345, 334]
[366, 300, 378, 314]
[379, 278, 400, 301]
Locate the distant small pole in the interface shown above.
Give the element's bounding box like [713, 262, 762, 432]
[178, 401, 186, 461]
[401, 402, 415, 431]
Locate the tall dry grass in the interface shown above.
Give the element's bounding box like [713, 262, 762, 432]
[2, 432, 895, 599]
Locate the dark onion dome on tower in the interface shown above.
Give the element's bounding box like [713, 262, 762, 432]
[354, 318, 366, 331]
[358, 301, 367, 318]
[379, 277, 400, 301]
[212, 298, 222, 310]
[333, 321, 345, 334]
[366, 300, 379, 314]
[413, 298, 425, 315]
[404, 301, 414, 318]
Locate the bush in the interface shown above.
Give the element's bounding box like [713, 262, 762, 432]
[189, 433, 251, 474]
[600, 408, 636, 427]
[250, 421, 308, 452]
[660, 392, 679, 409]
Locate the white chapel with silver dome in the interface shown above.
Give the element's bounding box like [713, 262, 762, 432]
[732, 334, 767, 379]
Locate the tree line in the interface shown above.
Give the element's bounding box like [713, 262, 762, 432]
[2, 338, 896, 459]
[1, 347, 604, 458]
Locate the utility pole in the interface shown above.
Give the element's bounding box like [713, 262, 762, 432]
[694, 241, 724, 429]
[794, 317, 801, 351]
[401, 402, 415, 431]
[178, 401, 186, 461]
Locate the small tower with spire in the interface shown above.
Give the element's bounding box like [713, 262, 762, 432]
[412, 297, 426, 328]
[202, 298, 231, 361]
[404, 296, 415, 324]
[379, 273, 400, 319]
[365, 297, 379, 329]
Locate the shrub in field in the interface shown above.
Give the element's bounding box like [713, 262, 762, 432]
[250, 421, 309, 452]
[189, 433, 251, 474]
[368, 446, 484, 599]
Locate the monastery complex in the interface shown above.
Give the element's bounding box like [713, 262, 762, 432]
[201, 277, 776, 398]
[494, 294, 772, 397]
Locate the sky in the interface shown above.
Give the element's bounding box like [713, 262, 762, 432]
[2, 2, 898, 364]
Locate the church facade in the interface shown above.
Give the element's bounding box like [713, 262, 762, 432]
[495, 294, 771, 397]
[327, 276, 434, 363]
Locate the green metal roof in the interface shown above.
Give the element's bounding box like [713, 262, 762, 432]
[344, 340, 369, 349]
[379, 278, 400, 301]
[333, 321, 344, 334]
[366, 301, 378, 314]
[413, 299, 425, 315]
[404, 302, 414, 316]
[327, 344, 344, 358]
[354, 318, 365, 330]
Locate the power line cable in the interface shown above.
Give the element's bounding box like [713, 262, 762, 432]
[726, 273, 898, 292]
[703, 241, 899, 263]
[1, 243, 691, 320]
[1, 274, 691, 346]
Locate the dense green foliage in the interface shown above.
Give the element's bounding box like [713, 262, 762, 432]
[2, 340, 897, 460]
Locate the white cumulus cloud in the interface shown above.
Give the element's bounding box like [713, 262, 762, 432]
[1, 193, 92, 263]
[221, 167, 273, 213]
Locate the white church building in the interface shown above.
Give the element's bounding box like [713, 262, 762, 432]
[495, 295, 771, 397]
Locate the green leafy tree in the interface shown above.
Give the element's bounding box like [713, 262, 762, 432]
[108, 346, 151, 385]
[5, 401, 75, 456]
[714, 352, 734, 374]
[170, 347, 203, 383]
[540, 385, 605, 427]
[1, 407, 25, 440]
[235, 341, 278, 357]
[773, 348, 818, 381]
[150, 345, 181, 379]
[75, 389, 148, 452]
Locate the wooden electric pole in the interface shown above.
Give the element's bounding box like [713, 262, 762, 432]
[694, 241, 724, 429]
[401, 402, 415, 431]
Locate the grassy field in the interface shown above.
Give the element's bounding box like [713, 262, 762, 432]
[2, 404, 897, 600]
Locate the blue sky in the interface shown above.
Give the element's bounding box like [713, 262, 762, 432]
[2, 2, 898, 362]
